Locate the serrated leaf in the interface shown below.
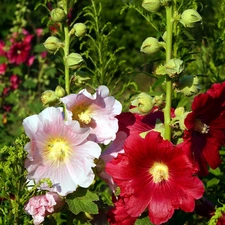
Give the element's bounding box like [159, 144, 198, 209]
[66, 188, 99, 215]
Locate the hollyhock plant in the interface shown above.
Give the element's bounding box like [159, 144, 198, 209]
[24, 192, 65, 225]
[23, 107, 101, 196]
[61, 85, 122, 145]
[183, 81, 225, 176]
[106, 131, 204, 225]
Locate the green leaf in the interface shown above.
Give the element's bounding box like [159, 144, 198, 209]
[206, 177, 220, 188]
[66, 188, 99, 215]
[135, 215, 153, 225]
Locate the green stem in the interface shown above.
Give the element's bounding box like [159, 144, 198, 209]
[164, 5, 173, 141]
[64, 23, 70, 95]
[63, 1, 70, 95]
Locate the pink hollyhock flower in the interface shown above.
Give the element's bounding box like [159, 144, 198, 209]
[41, 51, 47, 58]
[183, 82, 225, 176]
[106, 131, 204, 225]
[27, 55, 35, 66]
[0, 63, 7, 75]
[7, 34, 33, 65]
[61, 85, 122, 145]
[0, 40, 6, 56]
[24, 192, 65, 225]
[107, 195, 138, 225]
[10, 74, 21, 90]
[36, 28, 44, 37]
[97, 131, 127, 191]
[23, 107, 101, 196]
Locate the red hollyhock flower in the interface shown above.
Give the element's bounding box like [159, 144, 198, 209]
[106, 131, 204, 225]
[217, 213, 225, 225]
[183, 82, 225, 176]
[107, 195, 138, 225]
[117, 109, 164, 136]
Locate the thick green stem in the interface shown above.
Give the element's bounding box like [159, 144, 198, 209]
[164, 5, 173, 141]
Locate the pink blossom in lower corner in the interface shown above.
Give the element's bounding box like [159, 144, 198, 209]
[61, 85, 122, 145]
[23, 107, 101, 196]
[24, 192, 65, 225]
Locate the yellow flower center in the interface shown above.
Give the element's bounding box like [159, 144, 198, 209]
[72, 105, 92, 125]
[45, 139, 71, 165]
[78, 111, 91, 124]
[149, 162, 169, 183]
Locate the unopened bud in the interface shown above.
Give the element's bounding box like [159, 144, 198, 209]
[66, 53, 84, 70]
[152, 95, 165, 108]
[177, 75, 200, 97]
[129, 92, 154, 115]
[50, 8, 66, 22]
[57, 1, 64, 9]
[140, 37, 161, 55]
[73, 23, 87, 37]
[170, 107, 189, 131]
[162, 31, 167, 42]
[180, 9, 202, 28]
[165, 58, 184, 78]
[142, 0, 161, 13]
[55, 85, 65, 98]
[41, 90, 59, 106]
[43, 36, 62, 54]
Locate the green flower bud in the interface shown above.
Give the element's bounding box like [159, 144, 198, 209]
[180, 9, 202, 28]
[129, 92, 154, 115]
[51, 8, 66, 22]
[57, 1, 64, 9]
[43, 36, 62, 54]
[165, 58, 184, 78]
[142, 0, 161, 13]
[162, 31, 167, 42]
[66, 53, 84, 70]
[55, 85, 65, 98]
[177, 75, 200, 97]
[152, 94, 165, 108]
[73, 23, 87, 37]
[41, 90, 59, 106]
[140, 37, 161, 55]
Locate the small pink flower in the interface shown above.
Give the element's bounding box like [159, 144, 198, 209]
[36, 28, 44, 37]
[23, 107, 101, 196]
[41, 51, 47, 58]
[27, 55, 35, 66]
[61, 85, 122, 145]
[0, 63, 7, 75]
[10, 74, 21, 90]
[0, 40, 6, 56]
[24, 192, 65, 225]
